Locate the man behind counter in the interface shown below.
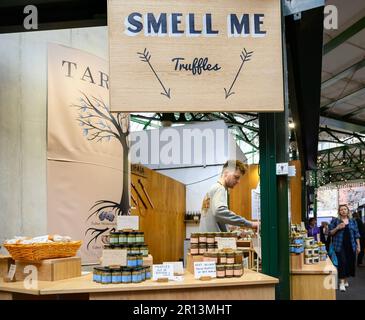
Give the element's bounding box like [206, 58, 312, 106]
[199, 160, 259, 233]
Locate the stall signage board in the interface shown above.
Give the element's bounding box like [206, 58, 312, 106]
[194, 262, 217, 279]
[117, 215, 139, 230]
[152, 263, 175, 280]
[101, 249, 127, 267]
[108, 0, 283, 112]
[216, 237, 237, 250]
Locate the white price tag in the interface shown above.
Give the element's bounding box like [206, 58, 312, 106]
[152, 264, 174, 281]
[276, 163, 288, 175]
[163, 261, 184, 275]
[194, 262, 216, 279]
[117, 215, 139, 230]
[101, 249, 127, 267]
[216, 237, 237, 250]
[7, 264, 16, 280]
[288, 165, 296, 177]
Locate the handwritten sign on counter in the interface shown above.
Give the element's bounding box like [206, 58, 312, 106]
[216, 237, 237, 250]
[194, 262, 216, 279]
[152, 264, 174, 281]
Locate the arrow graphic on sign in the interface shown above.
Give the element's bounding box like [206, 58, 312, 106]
[224, 48, 253, 99]
[137, 48, 171, 99]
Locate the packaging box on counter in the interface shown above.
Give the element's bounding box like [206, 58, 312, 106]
[290, 253, 304, 270]
[143, 254, 153, 267]
[15, 256, 81, 281]
[0, 255, 14, 279]
[186, 253, 204, 274]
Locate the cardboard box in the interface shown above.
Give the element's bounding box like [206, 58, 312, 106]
[290, 253, 304, 270]
[186, 253, 204, 274]
[143, 254, 153, 267]
[0, 255, 14, 279]
[15, 256, 81, 281]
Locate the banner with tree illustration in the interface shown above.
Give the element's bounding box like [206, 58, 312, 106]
[47, 43, 129, 263]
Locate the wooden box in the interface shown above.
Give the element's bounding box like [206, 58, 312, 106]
[0, 255, 14, 279]
[186, 253, 204, 274]
[15, 256, 81, 281]
[143, 255, 153, 267]
[290, 253, 304, 270]
[237, 240, 252, 248]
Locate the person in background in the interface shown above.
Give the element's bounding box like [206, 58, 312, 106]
[353, 211, 365, 267]
[320, 221, 331, 252]
[199, 160, 259, 233]
[307, 218, 320, 242]
[329, 204, 361, 292]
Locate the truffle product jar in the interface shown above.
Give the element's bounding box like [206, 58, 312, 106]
[136, 232, 144, 243]
[109, 232, 120, 245]
[140, 267, 146, 281]
[111, 268, 122, 284]
[207, 233, 215, 244]
[216, 265, 225, 278]
[93, 268, 102, 283]
[305, 247, 313, 256]
[234, 251, 243, 264]
[207, 244, 215, 253]
[199, 233, 207, 243]
[203, 252, 218, 264]
[312, 245, 319, 255]
[145, 266, 152, 280]
[304, 237, 314, 247]
[136, 253, 143, 267]
[218, 252, 227, 264]
[131, 245, 140, 255]
[190, 244, 199, 255]
[132, 268, 141, 283]
[140, 244, 149, 257]
[101, 268, 112, 284]
[233, 264, 243, 277]
[127, 232, 136, 244]
[312, 255, 320, 264]
[127, 254, 137, 267]
[225, 265, 233, 278]
[190, 233, 199, 244]
[226, 252, 235, 264]
[122, 268, 132, 283]
[290, 245, 295, 253]
[199, 243, 207, 255]
[305, 255, 312, 264]
[119, 232, 128, 245]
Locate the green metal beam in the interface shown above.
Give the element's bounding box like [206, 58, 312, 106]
[324, 16, 365, 55]
[321, 58, 365, 89]
[321, 86, 365, 112]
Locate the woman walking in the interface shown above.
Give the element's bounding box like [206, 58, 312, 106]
[329, 204, 361, 292]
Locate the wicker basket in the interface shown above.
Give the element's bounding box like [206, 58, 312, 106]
[4, 241, 82, 262]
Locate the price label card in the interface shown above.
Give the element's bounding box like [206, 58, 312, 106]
[194, 262, 216, 280]
[152, 264, 174, 281]
[117, 215, 139, 230]
[163, 261, 184, 275]
[276, 162, 289, 175]
[7, 264, 16, 280]
[216, 237, 237, 250]
[101, 249, 127, 267]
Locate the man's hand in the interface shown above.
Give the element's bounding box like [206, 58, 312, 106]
[337, 222, 346, 230]
[251, 221, 260, 230]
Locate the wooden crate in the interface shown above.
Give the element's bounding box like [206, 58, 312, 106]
[15, 257, 81, 281]
[290, 253, 304, 270]
[0, 255, 14, 279]
[237, 240, 253, 248]
[186, 253, 204, 274]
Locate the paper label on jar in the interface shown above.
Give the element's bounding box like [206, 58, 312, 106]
[216, 237, 237, 250]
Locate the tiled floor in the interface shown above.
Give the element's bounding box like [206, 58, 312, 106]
[336, 266, 365, 300]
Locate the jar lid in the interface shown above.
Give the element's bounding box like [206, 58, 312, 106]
[110, 232, 121, 235]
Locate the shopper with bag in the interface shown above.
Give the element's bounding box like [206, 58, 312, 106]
[329, 204, 361, 292]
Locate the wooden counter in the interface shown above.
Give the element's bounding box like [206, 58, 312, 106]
[0, 269, 278, 300]
[290, 258, 337, 300]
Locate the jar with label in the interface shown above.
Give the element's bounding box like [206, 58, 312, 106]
[226, 252, 235, 264]
[132, 268, 141, 283]
[294, 244, 303, 254]
[293, 236, 304, 245]
[304, 237, 314, 247]
[312, 255, 319, 264]
[320, 252, 327, 261]
[199, 233, 207, 243]
[119, 232, 128, 245]
[214, 233, 221, 243]
[140, 244, 149, 257]
[290, 245, 295, 253]
[190, 233, 199, 244]
[234, 251, 243, 264]
[190, 244, 199, 255]
[109, 232, 120, 245]
[312, 245, 319, 255]
[127, 254, 137, 267]
[136, 253, 143, 267]
[233, 264, 243, 277]
[93, 268, 102, 283]
[140, 267, 146, 281]
[101, 268, 112, 284]
[225, 265, 234, 278]
[216, 265, 225, 278]
[218, 252, 227, 264]
[145, 266, 152, 280]
[111, 268, 122, 284]
[207, 244, 215, 253]
[304, 255, 312, 264]
[136, 232, 144, 243]
[122, 268, 132, 283]
[305, 247, 313, 256]
[127, 232, 136, 244]
[199, 243, 207, 255]
[131, 245, 140, 255]
[207, 233, 215, 244]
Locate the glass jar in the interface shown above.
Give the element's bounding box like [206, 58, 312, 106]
[190, 233, 199, 244]
[214, 233, 222, 243]
[127, 232, 136, 244]
[234, 251, 243, 264]
[109, 232, 120, 245]
[190, 244, 199, 255]
[203, 252, 218, 264]
[119, 232, 128, 245]
[127, 254, 137, 267]
[136, 253, 143, 267]
[199, 243, 207, 255]
[216, 265, 225, 278]
[207, 233, 215, 244]
[93, 267, 102, 283]
[226, 252, 235, 264]
[225, 265, 233, 278]
[101, 268, 112, 284]
[312, 245, 319, 255]
[218, 252, 227, 264]
[304, 247, 313, 256]
[122, 268, 132, 283]
[136, 232, 144, 243]
[131, 245, 140, 255]
[207, 244, 216, 253]
[304, 237, 314, 247]
[305, 255, 312, 264]
[132, 268, 141, 283]
[233, 264, 243, 277]
[145, 266, 152, 280]
[111, 268, 122, 284]
[289, 245, 295, 253]
[140, 244, 149, 257]
[312, 255, 319, 264]
[199, 233, 207, 244]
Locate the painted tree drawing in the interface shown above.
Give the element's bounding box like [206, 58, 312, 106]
[72, 92, 130, 249]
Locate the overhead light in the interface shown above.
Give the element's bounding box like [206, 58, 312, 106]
[289, 122, 295, 129]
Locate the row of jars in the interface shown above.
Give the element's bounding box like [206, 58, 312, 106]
[216, 264, 243, 278]
[109, 231, 144, 245]
[304, 246, 327, 256]
[202, 251, 243, 265]
[93, 266, 151, 284]
[190, 232, 237, 245]
[104, 244, 149, 257]
[190, 243, 218, 255]
[127, 253, 143, 267]
[290, 244, 304, 254]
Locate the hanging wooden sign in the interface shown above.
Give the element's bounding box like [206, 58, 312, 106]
[108, 0, 283, 112]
